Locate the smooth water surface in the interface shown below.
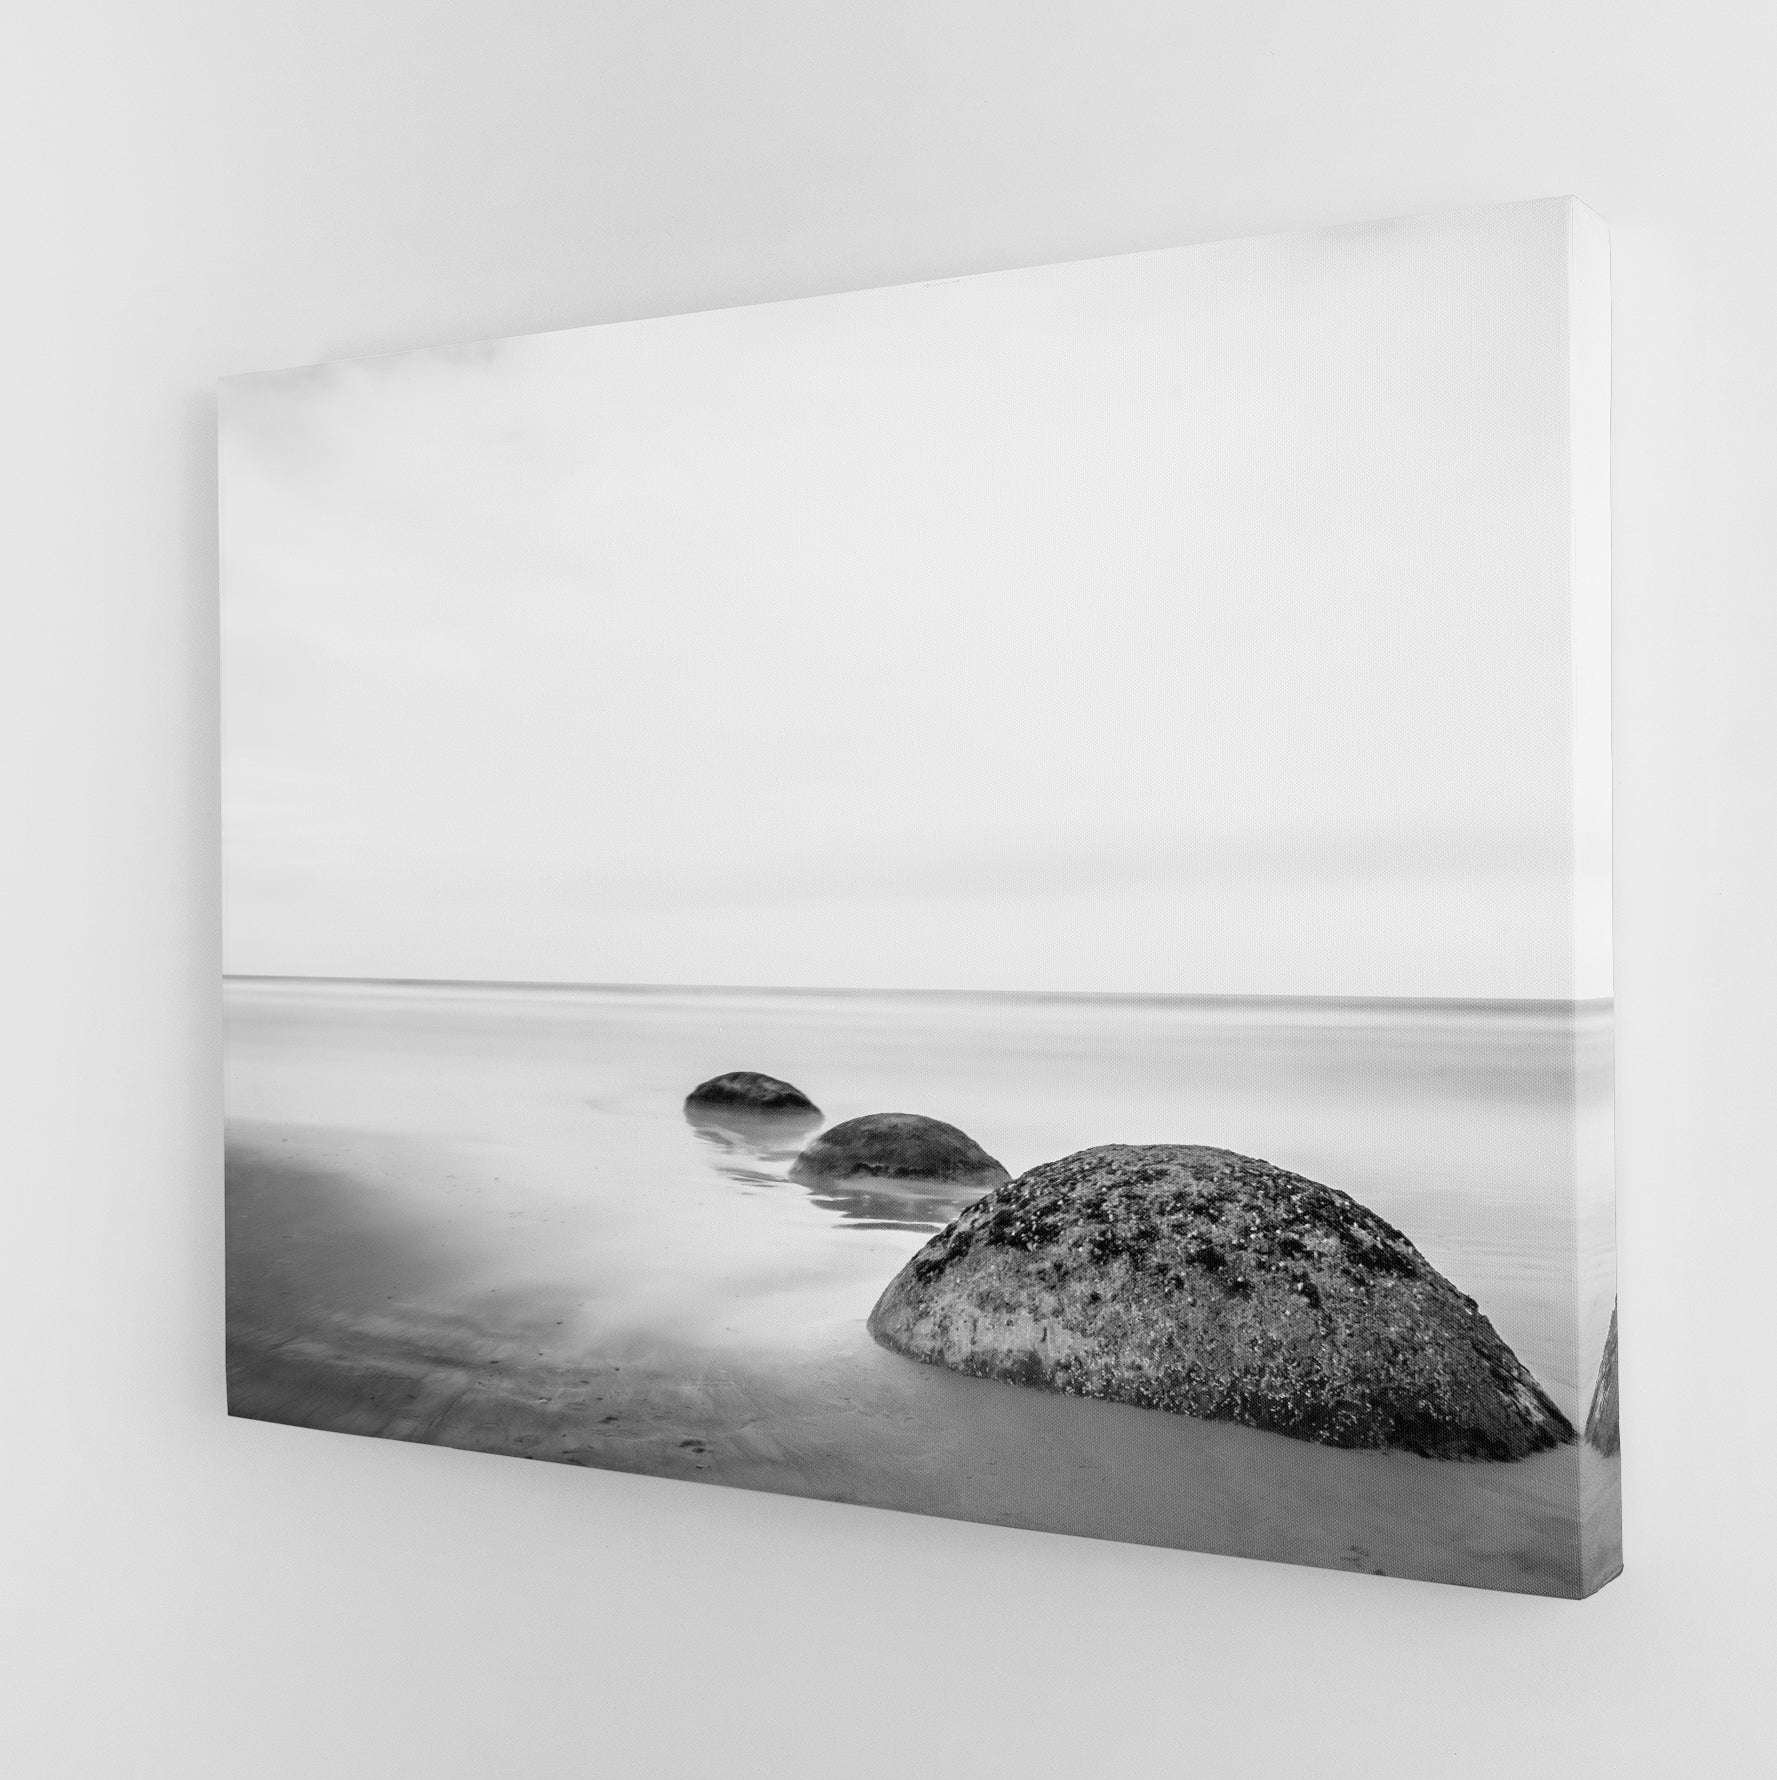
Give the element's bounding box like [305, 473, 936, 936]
[225, 978, 1619, 1595]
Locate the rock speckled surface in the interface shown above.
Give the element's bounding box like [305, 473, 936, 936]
[868, 1143, 1574, 1461]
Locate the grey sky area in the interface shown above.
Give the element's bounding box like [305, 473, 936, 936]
[222, 200, 1606, 998]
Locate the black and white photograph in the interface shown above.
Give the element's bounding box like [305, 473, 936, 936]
[222, 196, 1617, 1596]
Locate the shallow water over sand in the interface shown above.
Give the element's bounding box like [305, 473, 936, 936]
[225, 978, 1619, 1595]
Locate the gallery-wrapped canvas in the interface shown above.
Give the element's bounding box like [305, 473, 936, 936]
[222, 198, 1617, 1595]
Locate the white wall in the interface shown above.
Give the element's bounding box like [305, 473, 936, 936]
[3, 3, 1769, 1774]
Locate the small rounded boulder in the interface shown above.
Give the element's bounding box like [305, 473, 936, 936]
[684, 1072, 820, 1117]
[789, 1113, 1009, 1190]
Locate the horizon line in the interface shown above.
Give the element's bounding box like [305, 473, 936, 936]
[222, 972, 1612, 1015]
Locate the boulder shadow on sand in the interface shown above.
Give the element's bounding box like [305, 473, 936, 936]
[869, 1143, 1575, 1462]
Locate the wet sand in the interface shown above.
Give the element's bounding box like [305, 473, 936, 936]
[225, 980, 1619, 1596]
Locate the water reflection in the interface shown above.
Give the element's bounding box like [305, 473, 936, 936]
[684, 1103, 820, 1188]
[228, 982, 1616, 1593]
[795, 1172, 986, 1233]
[683, 1103, 983, 1231]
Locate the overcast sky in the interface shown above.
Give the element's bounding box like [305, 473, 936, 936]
[222, 199, 1607, 999]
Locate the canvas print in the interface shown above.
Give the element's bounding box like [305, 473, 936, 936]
[222, 197, 1617, 1596]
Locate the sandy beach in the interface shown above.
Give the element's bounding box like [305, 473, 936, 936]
[226, 978, 1619, 1595]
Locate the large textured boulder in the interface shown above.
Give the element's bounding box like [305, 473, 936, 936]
[684, 1071, 819, 1117]
[789, 1113, 1009, 1191]
[1585, 1303, 1620, 1455]
[868, 1144, 1574, 1462]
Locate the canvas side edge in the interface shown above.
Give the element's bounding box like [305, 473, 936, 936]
[1565, 200, 1621, 1594]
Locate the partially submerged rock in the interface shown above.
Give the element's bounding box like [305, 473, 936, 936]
[1585, 1303, 1619, 1455]
[789, 1113, 1009, 1192]
[684, 1072, 820, 1181]
[684, 1071, 819, 1117]
[868, 1143, 1574, 1462]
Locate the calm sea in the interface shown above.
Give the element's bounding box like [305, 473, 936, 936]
[224, 977, 1618, 1595]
